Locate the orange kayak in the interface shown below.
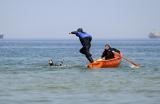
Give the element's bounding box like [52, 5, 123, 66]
[87, 52, 123, 69]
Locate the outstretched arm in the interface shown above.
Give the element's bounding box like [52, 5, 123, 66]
[69, 31, 78, 35]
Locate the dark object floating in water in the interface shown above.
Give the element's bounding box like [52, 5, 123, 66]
[48, 59, 63, 66]
[149, 32, 160, 38]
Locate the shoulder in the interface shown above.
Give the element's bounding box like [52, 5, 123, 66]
[112, 48, 120, 53]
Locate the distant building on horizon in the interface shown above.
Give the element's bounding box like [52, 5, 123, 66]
[0, 34, 4, 39]
[149, 32, 160, 38]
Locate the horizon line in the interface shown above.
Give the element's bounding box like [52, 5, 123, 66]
[1, 38, 153, 41]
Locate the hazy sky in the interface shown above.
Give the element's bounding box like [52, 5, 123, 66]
[0, 0, 160, 39]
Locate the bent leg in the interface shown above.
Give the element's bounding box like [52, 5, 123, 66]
[79, 47, 85, 54]
[85, 55, 94, 63]
[79, 37, 94, 63]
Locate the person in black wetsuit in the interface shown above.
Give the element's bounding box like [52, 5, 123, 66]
[101, 44, 120, 60]
[69, 28, 94, 63]
[48, 59, 63, 66]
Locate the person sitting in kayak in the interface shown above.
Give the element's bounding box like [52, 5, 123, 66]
[69, 28, 94, 63]
[101, 44, 120, 60]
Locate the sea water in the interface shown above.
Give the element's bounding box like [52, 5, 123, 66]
[0, 39, 160, 104]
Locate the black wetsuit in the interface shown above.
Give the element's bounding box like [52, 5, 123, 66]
[101, 48, 120, 60]
[71, 31, 94, 63]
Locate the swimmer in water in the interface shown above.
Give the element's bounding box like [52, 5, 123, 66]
[48, 59, 63, 66]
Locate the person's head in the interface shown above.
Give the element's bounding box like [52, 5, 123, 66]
[48, 59, 53, 66]
[77, 28, 84, 33]
[104, 44, 111, 50]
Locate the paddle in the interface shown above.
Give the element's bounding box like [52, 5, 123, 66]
[113, 52, 140, 69]
[122, 57, 140, 68]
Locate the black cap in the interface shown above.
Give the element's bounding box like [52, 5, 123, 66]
[77, 28, 83, 32]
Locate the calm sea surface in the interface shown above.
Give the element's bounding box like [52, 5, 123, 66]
[0, 39, 160, 104]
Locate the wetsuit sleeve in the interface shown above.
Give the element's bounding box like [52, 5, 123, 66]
[101, 50, 106, 58]
[70, 31, 80, 37]
[71, 31, 78, 34]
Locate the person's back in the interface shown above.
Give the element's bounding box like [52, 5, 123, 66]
[70, 28, 92, 39]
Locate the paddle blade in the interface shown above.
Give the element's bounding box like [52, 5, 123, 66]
[130, 64, 140, 69]
[123, 57, 140, 69]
